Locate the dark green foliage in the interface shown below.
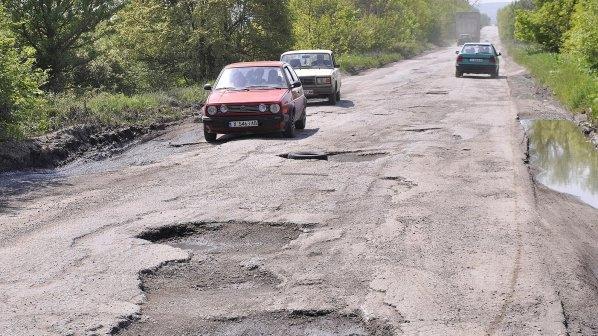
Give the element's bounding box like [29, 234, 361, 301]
[564, 0, 598, 70]
[1, 0, 125, 92]
[0, 4, 46, 139]
[111, 0, 293, 91]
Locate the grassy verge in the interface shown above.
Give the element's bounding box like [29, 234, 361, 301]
[18, 85, 208, 138]
[508, 44, 598, 124]
[339, 53, 404, 75]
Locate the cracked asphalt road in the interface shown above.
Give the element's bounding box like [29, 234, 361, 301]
[1, 27, 597, 336]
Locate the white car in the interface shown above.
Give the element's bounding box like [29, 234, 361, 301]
[281, 50, 341, 105]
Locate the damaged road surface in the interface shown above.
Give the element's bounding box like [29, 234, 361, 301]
[1, 27, 597, 335]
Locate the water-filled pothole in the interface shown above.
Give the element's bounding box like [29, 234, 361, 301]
[523, 119, 598, 208]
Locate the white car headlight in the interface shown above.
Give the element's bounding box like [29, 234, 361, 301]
[207, 106, 217, 116]
[220, 105, 228, 113]
[270, 104, 281, 113]
[316, 77, 332, 85]
[259, 103, 268, 113]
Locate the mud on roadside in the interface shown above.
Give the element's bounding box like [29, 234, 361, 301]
[0, 118, 194, 173]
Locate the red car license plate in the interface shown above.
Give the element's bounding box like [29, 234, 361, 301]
[229, 120, 258, 128]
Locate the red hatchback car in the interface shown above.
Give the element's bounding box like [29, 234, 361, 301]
[202, 61, 307, 142]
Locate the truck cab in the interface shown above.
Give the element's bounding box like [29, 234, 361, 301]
[281, 50, 341, 105]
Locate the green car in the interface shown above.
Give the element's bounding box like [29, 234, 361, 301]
[455, 43, 501, 78]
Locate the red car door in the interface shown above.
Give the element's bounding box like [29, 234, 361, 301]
[283, 66, 305, 122]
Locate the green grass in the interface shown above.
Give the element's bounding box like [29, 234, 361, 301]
[509, 44, 598, 124]
[18, 85, 209, 137]
[339, 53, 404, 75]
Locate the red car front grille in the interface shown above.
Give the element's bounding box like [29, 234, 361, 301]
[227, 105, 261, 113]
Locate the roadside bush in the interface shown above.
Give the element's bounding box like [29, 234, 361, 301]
[511, 46, 597, 121]
[42, 87, 210, 133]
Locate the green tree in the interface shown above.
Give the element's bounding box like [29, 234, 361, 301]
[514, 0, 578, 52]
[0, 4, 46, 139]
[1, 0, 125, 91]
[113, 0, 292, 90]
[563, 0, 598, 70]
[289, 0, 361, 54]
[497, 0, 534, 42]
[290, 0, 471, 55]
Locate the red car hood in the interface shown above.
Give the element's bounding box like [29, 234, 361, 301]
[207, 89, 288, 105]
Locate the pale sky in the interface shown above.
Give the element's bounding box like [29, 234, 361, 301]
[474, 0, 513, 3]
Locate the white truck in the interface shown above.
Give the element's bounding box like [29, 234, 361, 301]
[281, 50, 341, 105]
[456, 12, 481, 45]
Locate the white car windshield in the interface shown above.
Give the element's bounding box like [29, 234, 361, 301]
[282, 53, 334, 69]
[215, 67, 287, 90]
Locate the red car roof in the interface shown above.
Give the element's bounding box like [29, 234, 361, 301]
[225, 61, 284, 68]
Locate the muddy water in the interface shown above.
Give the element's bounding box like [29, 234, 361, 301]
[525, 120, 598, 208]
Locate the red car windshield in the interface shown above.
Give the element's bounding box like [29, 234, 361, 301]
[215, 67, 287, 90]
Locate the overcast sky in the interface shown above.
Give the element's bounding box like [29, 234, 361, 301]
[474, 0, 513, 3]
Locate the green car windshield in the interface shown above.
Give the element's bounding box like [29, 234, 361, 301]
[461, 45, 495, 55]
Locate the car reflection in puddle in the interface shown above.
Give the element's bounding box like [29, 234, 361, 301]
[524, 119, 598, 208]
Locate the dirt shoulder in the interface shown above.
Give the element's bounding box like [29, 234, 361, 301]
[506, 49, 598, 335]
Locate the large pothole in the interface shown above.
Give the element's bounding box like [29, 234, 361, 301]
[120, 221, 394, 335]
[279, 150, 389, 163]
[121, 310, 394, 336]
[119, 221, 397, 335]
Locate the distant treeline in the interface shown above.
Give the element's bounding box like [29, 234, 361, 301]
[1, 0, 472, 139]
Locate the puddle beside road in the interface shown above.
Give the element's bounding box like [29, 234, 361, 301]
[524, 120, 598, 208]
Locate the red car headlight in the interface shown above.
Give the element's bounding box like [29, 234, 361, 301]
[270, 104, 281, 113]
[207, 106, 217, 115]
